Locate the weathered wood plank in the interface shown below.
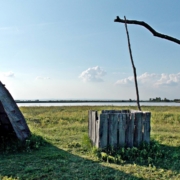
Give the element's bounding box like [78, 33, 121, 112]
[134, 112, 143, 147]
[88, 110, 92, 139]
[91, 111, 97, 146]
[95, 114, 100, 148]
[118, 113, 126, 147]
[125, 113, 134, 148]
[99, 113, 108, 148]
[108, 113, 118, 148]
[143, 112, 151, 143]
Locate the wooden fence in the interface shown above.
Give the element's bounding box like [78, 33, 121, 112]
[88, 110, 151, 148]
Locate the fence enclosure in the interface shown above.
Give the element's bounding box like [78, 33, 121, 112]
[88, 110, 151, 148]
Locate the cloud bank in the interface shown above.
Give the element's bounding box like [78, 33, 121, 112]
[79, 66, 106, 82]
[115, 72, 180, 87]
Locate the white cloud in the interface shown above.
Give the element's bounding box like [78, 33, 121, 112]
[35, 76, 50, 80]
[115, 76, 134, 85]
[3, 71, 15, 77]
[137, 72, 159, 84]
[155, 73, 180, 87]
[115, 72, 180, 87]
[79, 66, 106, 82]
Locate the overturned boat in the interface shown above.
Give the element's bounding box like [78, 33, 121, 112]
[0, 81, 30, 141]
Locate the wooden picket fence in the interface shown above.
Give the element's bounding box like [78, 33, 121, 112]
[88, 110, 151, 148]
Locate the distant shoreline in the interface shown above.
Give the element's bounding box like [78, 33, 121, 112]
[15, 100, 177, 103]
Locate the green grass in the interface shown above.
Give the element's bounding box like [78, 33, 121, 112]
[0, 106, 180, 179]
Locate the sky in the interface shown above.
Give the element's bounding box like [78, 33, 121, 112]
[0, 0, 180, 100]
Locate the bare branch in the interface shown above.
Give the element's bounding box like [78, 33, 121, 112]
[124, 16, 141, 111]
[114, 16, 180, 45]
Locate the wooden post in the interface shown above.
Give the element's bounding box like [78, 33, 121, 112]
[95, 113, 100, 148]
[91, 111, 97, 146]
[143, 112, 151, 143]
[99, 113, 108, 148]
[125, 113, 134, 148]
[88, 110, 92, 139]
[134, 112, 143, 147]
[108, 113, 118, 148]
[118, 113, 126, 147]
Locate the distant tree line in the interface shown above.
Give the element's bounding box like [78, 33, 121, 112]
[149, 97, 180, 102]
[15, 99, 180, 103]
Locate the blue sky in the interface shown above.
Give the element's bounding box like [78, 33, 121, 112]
[0, 0, 180, 100]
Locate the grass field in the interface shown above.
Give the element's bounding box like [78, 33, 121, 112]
[0, 106, 180, 180]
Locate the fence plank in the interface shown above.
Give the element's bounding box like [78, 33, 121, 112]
[125, 113, 134, 148]
[118, 113, 126, 147]
[91, 111, 97, 146]
[108, 113, 118, 148]
[143, 112, 151, 143]
[95, 114, 100, 148]
[99, 113, 108, 148]
[134, 112, 143, 147]
[88, 110, 92, 140]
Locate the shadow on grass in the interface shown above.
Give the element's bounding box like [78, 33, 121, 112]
[151, 143, 180, 171]
[0, 136, 179, 179]
[132, 141, 180, 172]
[98, 139, 180, 174]
[0, 135, 142, 180]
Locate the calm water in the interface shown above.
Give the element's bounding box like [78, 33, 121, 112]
[17, 102, 180, 107]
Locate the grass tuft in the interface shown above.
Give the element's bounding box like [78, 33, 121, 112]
[93, 140, 166, 165]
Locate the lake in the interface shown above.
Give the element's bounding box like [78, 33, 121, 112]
[17, 102, 180, 107]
